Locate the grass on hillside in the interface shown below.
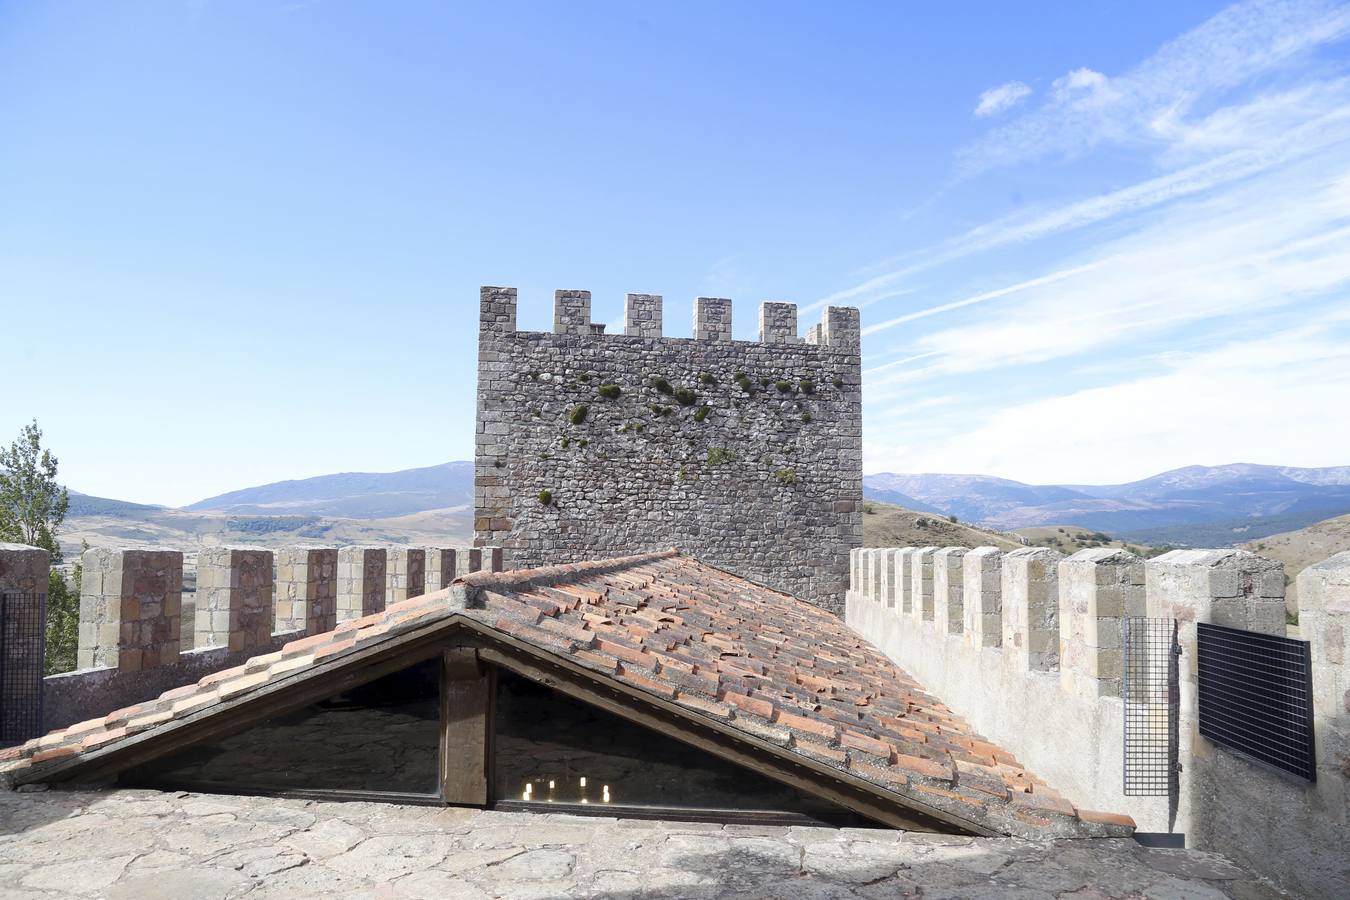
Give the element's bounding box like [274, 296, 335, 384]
[1013, 525, 1168, 558]
[861, 501, 1024, 551]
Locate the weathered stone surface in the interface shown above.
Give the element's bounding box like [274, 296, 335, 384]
[195, 546, 274, 652]
[0, 788, 1282, 899]
[474, 286, 862, 613]
[274, 546, 337, 635]
[77, 548, 183, 671]
[336, 546, 386, 621]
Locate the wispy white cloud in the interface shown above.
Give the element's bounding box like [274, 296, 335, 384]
[959, 0, 1350, 174]
[864, 156, 1350, 393]
[975, 81, 1032, 118]
[865, 319, 1350, 482]
[1050, 67, 1109, 104]
[814, 79, 1350, 313]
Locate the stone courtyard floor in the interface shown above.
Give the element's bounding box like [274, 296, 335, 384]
[0, 788, 1285, 899]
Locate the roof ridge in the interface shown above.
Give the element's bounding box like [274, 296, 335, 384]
[454, 549, 680, 604]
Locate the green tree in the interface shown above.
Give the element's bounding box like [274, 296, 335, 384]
[0, 421, 77, 673]
[0, 419, 69, 562]
[45, 550, 82, 675]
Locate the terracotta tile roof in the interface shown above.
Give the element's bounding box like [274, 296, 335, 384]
[1, 550, 1133, 839]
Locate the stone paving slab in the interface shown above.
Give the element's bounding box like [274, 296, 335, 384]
[0, 788, 1286, 899]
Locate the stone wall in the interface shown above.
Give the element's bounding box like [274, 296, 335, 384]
[847, 545, 1350, 900]
[474, 286, 862, 612]
[0, 544, 501, 738]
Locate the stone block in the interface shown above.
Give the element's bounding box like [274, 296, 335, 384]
[424, 547, 458, 592]
[274, 546, 337, 635]
[553, 289, 592, 335]
[77, 548, 183, 670]
[337, 546, 387, 622]
[624, 293, 663, 338]
[386, 547, 427, 603]
[911, 547, 937, 622]
[693, 297, 732, 341]
[758, 302, 798, 344]
[963, 547, 1003, 649]
[933, 547, 967, 635]
[1002, 547, 1063, 672]
[195, 547, 274, 653]
[1058, 548, 1144, 697]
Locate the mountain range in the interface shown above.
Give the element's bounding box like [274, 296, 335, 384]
[64, 461, 1350, 551]
[864, 463, 1350, 543]
[184, 461, 475, 518]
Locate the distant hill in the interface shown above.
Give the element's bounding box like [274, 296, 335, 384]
[185, 462, 474, 519]
[861, 501, 1025, 551]
[863, 463, 1350, 540]
[1239, 511, 1350, 617]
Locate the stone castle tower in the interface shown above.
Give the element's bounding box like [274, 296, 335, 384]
[474, 286, 861, 612]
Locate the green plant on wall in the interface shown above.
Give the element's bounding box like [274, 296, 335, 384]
[538, 490, 553, 505]
[799, 379, 815, 394]
[597, 383, 621, 399]
[649, 404, 673, 417]
[801, 412, 812, 423]
[560, 436, 571, 448]
[698, 372, 717, 385]
[650, 376, 673, 395]
[775, 468, 797, 485]
[832, 376, 844, 388]
[693, 405, 710, 423]
[578, 372, 591, 383]
[774, 379, 792, 392]
[735, 372, 754, 392]
[706, 447, 733, 466]
[673, 386, 697, 407]
[569, 404, 589, 425]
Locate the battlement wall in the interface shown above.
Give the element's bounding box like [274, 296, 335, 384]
[0, 544, 500, 736]
[848, 545, 1350, 900]
[475, 286, 863, 612]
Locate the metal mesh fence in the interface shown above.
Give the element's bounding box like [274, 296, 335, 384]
[1122, 616, 1178, 797]
[1197, 622, 1315, 781]
[0, 592, 47, 746]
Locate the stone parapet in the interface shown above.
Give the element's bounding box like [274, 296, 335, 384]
[933, 547, 967, 635]
[78, 548, 182, 671]
[424, 547, 459, 593]
[693, 297, 732, 341]
[195, 547, 274, 653]
[758, 302, 798, 344]
[911, 547, 937, 622]
[1002, 547, 1064, 672]
[336, 546, 387, 622]
[274, 546, 337, 635]
[848, 543, 1350, 899]
[962, 547, 1004, 648]
[624, 293, 662, 338]
[1059, 548, 1144, 697]
[386, 547, 426, 604]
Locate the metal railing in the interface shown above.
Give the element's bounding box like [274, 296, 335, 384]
[0, 591, 46, 745]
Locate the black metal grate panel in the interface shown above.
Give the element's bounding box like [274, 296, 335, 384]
[1122, 616, 1179, 797]
[1197, 622, 1314, 781]
[0, 592, 47, 746]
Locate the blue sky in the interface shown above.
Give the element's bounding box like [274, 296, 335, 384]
[3, 0, 1349, 507]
